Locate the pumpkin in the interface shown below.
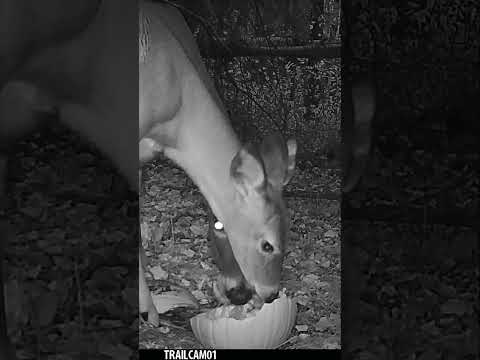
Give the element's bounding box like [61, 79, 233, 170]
[190, 292, 297, 349]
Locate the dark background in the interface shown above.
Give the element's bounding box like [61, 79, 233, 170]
[342, 0, 478, 358]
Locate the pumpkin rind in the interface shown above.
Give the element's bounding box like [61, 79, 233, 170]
[190, 295, 297, 349]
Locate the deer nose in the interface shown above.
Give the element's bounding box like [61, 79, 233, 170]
[264, 290, 279, 303]
[255, 285, 279, 303]
[226, 286, 253, 305]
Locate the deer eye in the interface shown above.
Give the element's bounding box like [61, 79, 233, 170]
[261, 240, 274, 253]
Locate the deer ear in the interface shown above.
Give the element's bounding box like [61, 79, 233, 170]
[259, 132, 297, 189]
[343, 80, 375, 192]
[230, 145, 265, 200]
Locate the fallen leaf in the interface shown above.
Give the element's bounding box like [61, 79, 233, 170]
[190, 223, 206, 237]
[191, 290, 207, 301]
[200, 262, 213, 271]
[159, 327, 170, 334]
[441, 299, 470, 315]
[150, 265, 168, 280]
[324, 229, 337, 238]
[302, 274, 319, 285]
[153, 223, 169, 243]
[99, 342, 132, 360]
[436, 283, 457, 298]
[295, 325, 309, 332]
[182, 249, 196, 258]
[315, 317, 332, 332]
[152, 290, 199, 314]
[320, 259, 331, 268]
[318, 281, 330, 289]
[140, 222, 151, 243]
[20, 205, 43, 219]
[323, 338, 340, 349]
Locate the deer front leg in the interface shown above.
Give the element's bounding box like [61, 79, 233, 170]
[139, 249, 159, 326]
[138, 168, 159, 326]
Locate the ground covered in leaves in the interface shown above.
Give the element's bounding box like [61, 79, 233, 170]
[3, 125, 138, 360]
[139, 159, 341, 349]
[341, 127, 478, 358]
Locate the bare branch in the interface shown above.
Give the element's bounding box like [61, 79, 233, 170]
[200, 42, 340, 59]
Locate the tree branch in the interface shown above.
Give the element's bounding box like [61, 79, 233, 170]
[200, 42, 341, 59]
